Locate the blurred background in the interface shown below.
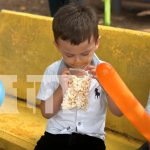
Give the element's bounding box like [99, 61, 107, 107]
[0, 0, 150, 32]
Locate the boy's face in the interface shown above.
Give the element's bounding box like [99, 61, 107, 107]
[55, 37, 99, 68]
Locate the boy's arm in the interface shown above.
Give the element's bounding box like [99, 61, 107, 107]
[85, 65, 123, 117]
[106, 94, 123, 117]
[40, 68, 70, 119]
[40, 85, 63, 119]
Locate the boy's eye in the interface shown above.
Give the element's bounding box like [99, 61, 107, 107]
[82, 52, 90, 56]
[66, 54, 74, 57]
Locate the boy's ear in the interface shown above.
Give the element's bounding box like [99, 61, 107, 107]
[95, 36, 101, 49]
[53, 41, 58, 49]
[53, 40, 61, 52]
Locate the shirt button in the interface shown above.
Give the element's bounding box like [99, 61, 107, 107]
[78, 122, 81, 126]
[67, 126, 70, 130]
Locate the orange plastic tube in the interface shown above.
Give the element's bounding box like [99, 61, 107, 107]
[96, 63, 150, 142]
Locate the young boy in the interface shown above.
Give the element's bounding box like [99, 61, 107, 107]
[34, 3, 122, 150]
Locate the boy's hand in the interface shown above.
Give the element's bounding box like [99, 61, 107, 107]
[59, 68, 70, 94]
[84, 65, 97, 80]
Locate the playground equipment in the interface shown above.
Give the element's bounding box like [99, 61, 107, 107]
[104, 0, 121, 25]
[104, 0, 150, 25]
[104, 0, 111, 25]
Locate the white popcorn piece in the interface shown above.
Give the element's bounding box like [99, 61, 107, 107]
[61, 74, 91, 110]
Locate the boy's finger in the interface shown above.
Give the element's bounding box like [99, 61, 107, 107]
[86, 67, 96, 73]
[61, 68, 70, 75]
[62, 67, 68, 72]
[84, 65, 95, 70]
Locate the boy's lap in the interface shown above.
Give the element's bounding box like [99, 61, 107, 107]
[34, 132, 105, 150]
[34, 132, 69, 149]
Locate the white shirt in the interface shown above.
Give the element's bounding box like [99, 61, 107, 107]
[37, 54, 108, 141]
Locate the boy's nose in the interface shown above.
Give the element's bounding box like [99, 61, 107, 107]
[74, 56, 82, 64]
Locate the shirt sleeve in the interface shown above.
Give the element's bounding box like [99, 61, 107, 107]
[37, 67, 59, 101]
[146, 92, 150, 114]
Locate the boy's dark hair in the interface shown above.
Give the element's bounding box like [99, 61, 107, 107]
[52, 3, 99, 45]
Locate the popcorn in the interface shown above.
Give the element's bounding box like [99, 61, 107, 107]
[61, 69, 91, 110]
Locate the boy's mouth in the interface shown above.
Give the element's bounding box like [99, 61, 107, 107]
[67, 64, 89, 69]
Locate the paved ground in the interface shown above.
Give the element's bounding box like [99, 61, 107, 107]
[0, 0, 150, 32]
